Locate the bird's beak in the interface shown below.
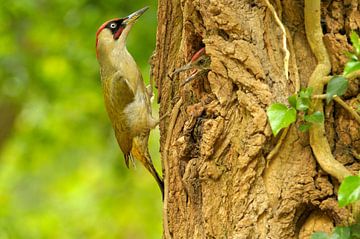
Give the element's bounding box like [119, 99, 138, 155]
[123, 6, 149, 26]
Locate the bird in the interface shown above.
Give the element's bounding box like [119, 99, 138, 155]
[95, 7, 163, 196]
[171, 47, 211, 85]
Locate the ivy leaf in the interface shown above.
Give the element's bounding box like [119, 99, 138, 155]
[300, 87, 313, 98]
[344, 52, 358, 61]
[288, 94, 297, 108]
[326, 76, 348, 103]
[304, 111, 324, 124]
[311, 232, 329, 239]
[299, 123, 311, 132]
[350, 31, 360, 55]
[296, 97, 310, 111]
[297, 88, 313, 111]
[344, 32, 360, 77]
[331, 227, 351, 239]
[344, 61, 360, 77]
[267, 103, 297, 136]
[338, 175, 360, 207]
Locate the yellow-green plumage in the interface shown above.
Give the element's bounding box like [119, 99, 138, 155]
[96, 7, 163, 196]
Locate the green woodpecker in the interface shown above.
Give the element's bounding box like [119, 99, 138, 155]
[171, 47, 210, 85]
[95, 7, 163, 195]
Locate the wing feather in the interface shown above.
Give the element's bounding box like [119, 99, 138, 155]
[105, 73, 135, 159]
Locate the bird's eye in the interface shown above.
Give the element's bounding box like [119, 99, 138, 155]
[110, 23, 117, 29]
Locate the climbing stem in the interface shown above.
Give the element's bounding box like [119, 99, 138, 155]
[264, 0, 289, 80]
[333, 96, 360, 124]
[304, 0, 351, 182]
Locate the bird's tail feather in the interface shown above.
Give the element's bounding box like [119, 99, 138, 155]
[131, 136, 164, 198]
[124, 153, 136, 169]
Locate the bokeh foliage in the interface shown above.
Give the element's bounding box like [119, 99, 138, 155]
[0, 0, 162, 238]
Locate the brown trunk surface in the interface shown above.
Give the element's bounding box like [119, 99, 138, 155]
[151, 0, 360, 238]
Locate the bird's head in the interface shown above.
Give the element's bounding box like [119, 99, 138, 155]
[95, 6, 149, 60]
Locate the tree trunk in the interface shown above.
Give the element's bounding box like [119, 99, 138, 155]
[151, 0, 360, 238]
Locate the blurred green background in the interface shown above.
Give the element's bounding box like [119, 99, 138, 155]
[0, 0, 162, 238]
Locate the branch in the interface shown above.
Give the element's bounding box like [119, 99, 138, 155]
[264, 0, 289, 80]
[266, 126, 290, 163]
[312, 94, 327, 99]
[333, 96, 360, 124]
[322, 76, 332, 85]
[304, 0, 352, 182]
[312, 94, 360, 124]
[283, 26, 301, 93]
[264, 0, 294, 163]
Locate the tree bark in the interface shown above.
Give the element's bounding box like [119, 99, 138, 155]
[151, 0, 360, 238]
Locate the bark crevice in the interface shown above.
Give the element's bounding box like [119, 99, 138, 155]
[152, 0, 360, 238]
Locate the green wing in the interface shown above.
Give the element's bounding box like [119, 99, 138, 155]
[105, 73, 135, 165]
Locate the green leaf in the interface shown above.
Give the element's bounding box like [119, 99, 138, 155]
[300, 87, 313, 98]
[311, 232, 329, 239]
[299, 123, 311, 132]
[288, 94, 297, 108]
[344, 52, 358, 61]
[296, 98, 310, 111]
[267, 103, 297, 136]
[350, 31, 360, 55]
[331, 227, 351, 239]
[326, 76, 349, 103]
[338, 175, 360, 207]
[304, 111, 324, 124]
[297, 88, 313, 111]
[344, 61, 360, 77]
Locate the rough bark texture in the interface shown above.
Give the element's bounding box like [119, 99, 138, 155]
[151, 0, 360, 238]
